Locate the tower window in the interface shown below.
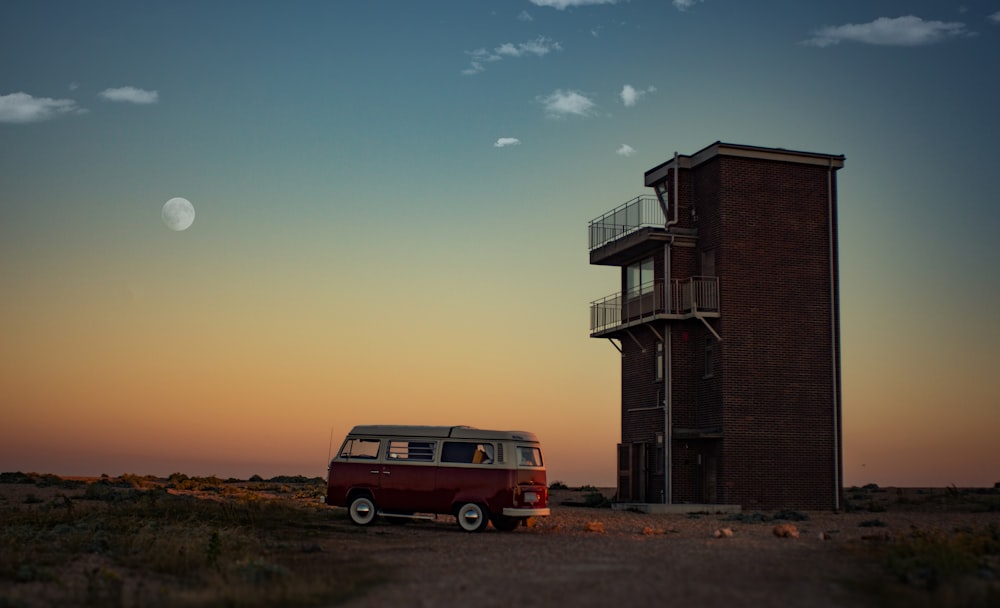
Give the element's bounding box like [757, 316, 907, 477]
[704, 336, 714, 378]
[655, 340, 664, 382]
[655, 433, 665, 474]
[626, 257, 654, 296]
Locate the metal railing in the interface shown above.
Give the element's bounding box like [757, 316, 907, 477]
[589, 277, 720, 334]
[588, 195, 664, 251]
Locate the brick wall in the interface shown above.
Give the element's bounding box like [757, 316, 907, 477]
[611, 148, 843, 510]
[709, 156, 840, 510]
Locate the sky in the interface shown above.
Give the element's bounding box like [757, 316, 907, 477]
[2, 0, 999, 489]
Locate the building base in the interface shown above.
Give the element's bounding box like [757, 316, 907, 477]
[613, 502, 741, 515]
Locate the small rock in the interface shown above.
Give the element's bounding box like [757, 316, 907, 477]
[642, 526, 667, 536]
[584, 521, 605, 533]
[713, 527, 734, 538]
[818, 531, 832, 541]
[772, 523, 799, 538]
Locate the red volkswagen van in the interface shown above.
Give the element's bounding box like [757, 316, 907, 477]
[326, 425, 550, 532]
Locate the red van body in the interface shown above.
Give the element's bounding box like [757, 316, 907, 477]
[326, 425, 550, 532]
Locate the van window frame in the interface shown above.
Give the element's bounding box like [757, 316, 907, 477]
[339, 437, 381, 460]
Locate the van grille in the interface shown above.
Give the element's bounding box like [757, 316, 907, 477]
[497, 444, 505, 464]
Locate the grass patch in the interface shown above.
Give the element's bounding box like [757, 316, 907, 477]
[852, 523, 1000, 607]
[0, 475, 379, 607]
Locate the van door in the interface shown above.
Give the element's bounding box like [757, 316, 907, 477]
[378, 439, 438, 512]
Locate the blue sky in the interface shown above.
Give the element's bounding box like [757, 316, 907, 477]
[2, 1, 999, 486]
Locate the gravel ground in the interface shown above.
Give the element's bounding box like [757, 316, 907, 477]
[327, 494, 998, 608]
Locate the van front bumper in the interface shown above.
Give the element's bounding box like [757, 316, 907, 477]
[502, 507, 551, 517]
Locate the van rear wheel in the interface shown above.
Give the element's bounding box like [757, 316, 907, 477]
[348, 494, 377, 526]
[456, 503, 489, 532]
[490, 514, 520, 532]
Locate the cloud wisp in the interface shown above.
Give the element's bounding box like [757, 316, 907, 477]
[616, 144, 636, 157]
[989, 11, 1000, 24]
[517, 10, 534, 22]
[802, 15, 971, 47]
[672, 0, 704, 11]
[620, 84, 656, 107]
[98, 86, 159, 104]
[462, 36, 562, 75]
[0, 92, 85, 123]
[494, 137, 521, 148]
[538, 89, 597, 118]
[529, 0, 618, 9]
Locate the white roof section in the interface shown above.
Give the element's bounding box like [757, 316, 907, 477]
[348, 425, 540, 443]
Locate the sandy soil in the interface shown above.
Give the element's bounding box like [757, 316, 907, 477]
[2, 481, 997, 607]
[328, 489, 999, 608]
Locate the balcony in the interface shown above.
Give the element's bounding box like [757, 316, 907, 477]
[590, 277, 720, 337]
[588, 195, 672, 266]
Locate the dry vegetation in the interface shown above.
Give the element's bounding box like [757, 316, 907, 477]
[1, 474, 998, 607]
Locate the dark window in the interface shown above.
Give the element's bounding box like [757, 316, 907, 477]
[701, 249, 716, 277]
[704, 336, 714, 378]
[441, 442, 495, 464]
[655, 433, 665, 474]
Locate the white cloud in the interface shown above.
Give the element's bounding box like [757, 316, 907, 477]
[620, 84, 656, 107]
[539, 89, 597, 118]
[98, 86, 159, 104]
[517, 10, 534, 22]
[802, 15, 970, 47]
[494, 137, 521, 148]
[672, 0, 703, 11]
[461, 37, 561, 75]
[0, 92, 84, 123]
[68, 82, 79, 91]
[989, 11, 1000, 23]
[530, 0, 618, 9]
[616, 144, 636, 157]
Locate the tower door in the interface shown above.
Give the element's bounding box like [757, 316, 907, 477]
[617, 442, 648, 502]
[616, 443, 632, 502]
[701, 444, 718, 504]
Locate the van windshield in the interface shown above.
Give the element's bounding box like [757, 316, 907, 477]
[517, 446, 542, 467]
[339, 438, 380, 459]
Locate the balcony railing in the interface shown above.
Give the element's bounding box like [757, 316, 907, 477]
[590, 277, 720, 334]
[588, 195, 664, 251]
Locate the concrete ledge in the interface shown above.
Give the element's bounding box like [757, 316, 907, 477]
[613, 503, 742, 515]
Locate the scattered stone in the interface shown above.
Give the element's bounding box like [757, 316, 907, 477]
[772, 523, 799, 538]
[713, 527, 734, 538]
[584, 521, 605, 533]
[818, 531, 831, 541]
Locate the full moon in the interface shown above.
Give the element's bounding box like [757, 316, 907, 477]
[162, 197, 195, 231]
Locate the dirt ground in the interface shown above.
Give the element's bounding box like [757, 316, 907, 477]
[330, 489, 998, 608]
[2, 480, 998, 607]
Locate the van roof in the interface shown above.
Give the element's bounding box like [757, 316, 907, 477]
[348, 425, 540, 442]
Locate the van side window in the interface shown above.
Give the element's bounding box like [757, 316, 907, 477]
[387, 440, 436, 462]
[517, 446, 542, 467]
[441, 442, 494, 465]
[339, 438, 380, 460]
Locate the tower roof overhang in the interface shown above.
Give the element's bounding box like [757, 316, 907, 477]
[644, 141, 846, 187]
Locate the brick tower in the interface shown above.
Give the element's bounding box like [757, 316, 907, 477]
[588, 142, 845, 510]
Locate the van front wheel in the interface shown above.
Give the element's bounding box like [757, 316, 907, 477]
[348, 495, 377, 526]
[456, 503, 489, 532]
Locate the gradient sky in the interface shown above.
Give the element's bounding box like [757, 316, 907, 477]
[2, 1, 999, 488]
